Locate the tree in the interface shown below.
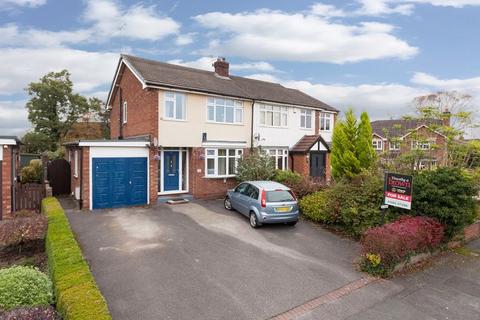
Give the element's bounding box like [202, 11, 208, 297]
[26, 70, 99, 150]
[21, 132, 54, 154]
[236, 148, 276, 181]
[331, 109, 375, 179]
[357, 112, 376, 169]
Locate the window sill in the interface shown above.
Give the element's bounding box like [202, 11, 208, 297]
[161, 117, 187, 122]
[206, 121, 243, 126]
[259, 125, 289, 129]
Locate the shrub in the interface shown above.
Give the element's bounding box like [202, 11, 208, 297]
[43, 197, 112, 320]
[300, 172, 393, 237]
[20, 159, 43, 183]
[274, 170, 302, 184]
[410, 167, 478, 238]
[360, 216, 444, 276]
[1, 305, 60, 320]
[236, 148, 276, 181]
[0, 215, 47, 253]
[274, 170, 323, 198]
[0, 266, 53, 310]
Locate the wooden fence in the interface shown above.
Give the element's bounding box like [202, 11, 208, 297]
[15, 183, 45, 212]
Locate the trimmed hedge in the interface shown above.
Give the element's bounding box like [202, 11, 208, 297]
[42, 197, 111, 320]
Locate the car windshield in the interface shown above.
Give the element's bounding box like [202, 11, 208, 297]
[266, 190, 295, 202]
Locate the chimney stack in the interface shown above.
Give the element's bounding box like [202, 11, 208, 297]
[213, 57, 229, 77]
[442, 107, 451, 127]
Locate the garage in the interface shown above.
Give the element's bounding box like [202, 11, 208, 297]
[89, 144, 149, 210]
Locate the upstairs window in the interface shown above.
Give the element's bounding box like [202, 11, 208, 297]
[122, 101, 127, 124]
[207, 97, 243, 124]
[164, 91, 186, 120]
[259, 104, 288, 127]
[300, 109, 312, 129]
[320, 112, 331, 131]
[389, 141, 401, 151]
[372, 139, 383, 151]
[412, 140, 431, 150]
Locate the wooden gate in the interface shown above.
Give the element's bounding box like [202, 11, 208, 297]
[47, 159, 71, 196]
[15, 183, 45, 212]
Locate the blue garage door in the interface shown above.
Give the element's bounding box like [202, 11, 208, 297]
[92, 157, 147, 209]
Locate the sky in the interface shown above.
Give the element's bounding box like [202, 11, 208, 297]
[0, 0, 479, 137]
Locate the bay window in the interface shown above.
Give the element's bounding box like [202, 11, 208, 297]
[206, 148, 243, 177]
[164, 91, 186, 120]
[300, 109, 312, 129]
[259, 104, 288, 127]
[207, 97, 243, 124]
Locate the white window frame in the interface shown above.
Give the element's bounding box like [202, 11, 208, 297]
[412, 140, 431, 150]
[74, 150, 79, 178]
[300, 109, 313, 129]
[372, 139, 383, 151]
[266, 148, 289, 170]
[259, 104, 288, 127]
[389, 141, 400, 151]
[164, 91, 186, 121]
[320, 112, 332, 131]
[205, 148, 243, 177]
[122, 101, 128, 124]
[207, 97, 243, 124]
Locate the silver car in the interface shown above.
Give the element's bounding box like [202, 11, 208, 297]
[224, 181, 299, 228]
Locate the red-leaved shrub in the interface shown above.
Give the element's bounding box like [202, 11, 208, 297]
[361, 216, 444, 267]
[0, 215, 47, 254]
[1, 306, 60, 320]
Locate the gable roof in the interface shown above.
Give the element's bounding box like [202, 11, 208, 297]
[290, 134, 330, 153]
[371, 119, 443, 138]
[107, 54, 337, 112]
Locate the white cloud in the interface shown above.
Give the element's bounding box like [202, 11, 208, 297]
[310, 3, 346, 17]
[411, 72, 480, 92]
[0, 47, 118, 94]
[0, 100, 29, 136]
[0, 0, 45, 8]
[175, 33, 196, 45]
[355, 0, 480, 16]
[168, 57, 277, 73]
[194, 9, 417, 63]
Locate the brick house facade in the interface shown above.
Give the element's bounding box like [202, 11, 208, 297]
[1, 137, 20, 219]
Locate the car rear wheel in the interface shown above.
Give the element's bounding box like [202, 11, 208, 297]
[224, 197, 233, 211]
[249, 212, 260, 228]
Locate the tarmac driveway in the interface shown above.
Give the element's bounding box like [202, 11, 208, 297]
[65, 200, 363, 320]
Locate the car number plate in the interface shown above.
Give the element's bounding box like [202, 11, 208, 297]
[275, 206, 291, 213]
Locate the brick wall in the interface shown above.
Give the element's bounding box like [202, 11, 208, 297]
[81, 148, 90, 209]
[110, 65, 158, 140]
[188, 147, 239, 199]
[149, 147, 158, 203]
[325, 153, 332, 182]
[1, 146, 13, 219]
[291, 153, 309, 176]
[464, 221, 480, 242]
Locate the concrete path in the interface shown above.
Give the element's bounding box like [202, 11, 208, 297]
[64, 199, 480, 320]
[65, 200, 363, 320]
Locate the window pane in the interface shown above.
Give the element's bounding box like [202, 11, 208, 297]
[266, 112, 273, 126]
[300, 116, 305, 128]
[277, 157, 283, 170]
[207, 159, 215, 175]
[226, 99, 234, 106]
[218, 158, 226, 175]
[228, 149, 235, 156]
[208, 105, 214, 121]
[281, 113, 287, 126]
[260, 111, 265, 125]
[306, 115, 312, 128]
[207, 97, 214, 104]
[235, 108, 243, 123]
[226, 106, 234, 123]
[228, 157, 235, 175]
[218, 149, 226, 156]
[182, 151, 187, 190]
[215, 105, 224, 122]
[166, 92, 174, 98]
[216, 98, 225, 106]
[165, 101, 174, 118]
[275, 110, 282, 126]
[176, 104, 184, 119]
[207, 149, 215, 156]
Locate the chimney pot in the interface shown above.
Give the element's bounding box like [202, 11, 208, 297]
[213, 57, 229, 77]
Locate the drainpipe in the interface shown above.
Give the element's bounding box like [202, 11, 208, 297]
[11, 146, 15, 213]
[250, 100, 256, 149]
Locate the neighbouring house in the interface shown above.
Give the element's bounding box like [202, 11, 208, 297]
[371, 118, 449, 169]
[0, 136, 21, 219]
[65, 55, 338, 210]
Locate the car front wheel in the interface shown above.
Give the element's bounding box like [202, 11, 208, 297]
[224, 197, 233, 211]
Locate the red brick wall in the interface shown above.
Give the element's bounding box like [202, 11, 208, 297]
[149, 147, 158, 203]
[325, 152, 332, 182]
[188, 147, 239, 199]
[464, 221, 480, 242]
[81, 147, 90, 209]
[292, 153, 309, 176]
[110, 65, 158, 140]
[1, 146, 13, 219]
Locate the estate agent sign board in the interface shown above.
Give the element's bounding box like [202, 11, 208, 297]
[384, 172, 413, 210]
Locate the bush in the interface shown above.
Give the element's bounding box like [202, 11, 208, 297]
[274, 170, 302, 184]
[43, 197, 112, 320]
[0, 215, 47, 254]
[274, 170, 323, 198]
[410, 167, 478, 238]
[0, 266, 53, 310]
[300, 172, 394, 237]
[20, 159, 43, 183]
[236, 148, 276, 181]
[360, 216, 444, 276]
[1, 305, 60, 320]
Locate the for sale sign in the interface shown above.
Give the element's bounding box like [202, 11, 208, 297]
[384, 172, 413, 210]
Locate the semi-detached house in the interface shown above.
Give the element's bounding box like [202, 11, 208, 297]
[66, 55, 338, 210]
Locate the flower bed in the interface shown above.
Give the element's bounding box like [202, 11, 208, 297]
[43, 197, 111, 320]
[360, 216, 444, 276]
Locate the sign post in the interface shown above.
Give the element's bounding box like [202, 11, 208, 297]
[384, 172, 413, 210]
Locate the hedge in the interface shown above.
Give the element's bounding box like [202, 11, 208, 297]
[42, 197, 111, 320]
